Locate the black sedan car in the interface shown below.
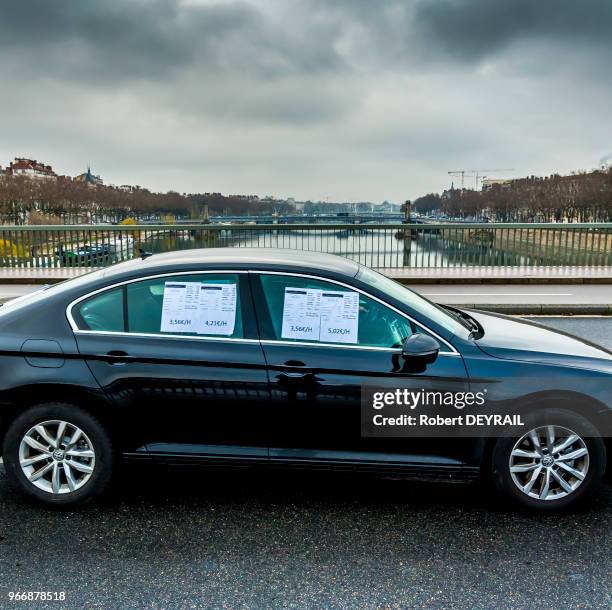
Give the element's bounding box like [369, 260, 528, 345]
[0, 249, 610, 510]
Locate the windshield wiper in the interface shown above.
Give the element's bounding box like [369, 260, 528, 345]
[439, 304, 471, 330]
[441, 305, 484, 339]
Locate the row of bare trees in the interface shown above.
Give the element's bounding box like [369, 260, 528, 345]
[3, 166, 612, 225]
[0, 175, 292, 225]
[414, 168, 612, 222]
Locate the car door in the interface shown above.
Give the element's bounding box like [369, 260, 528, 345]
[69, 271, 270, 463]
[250, 271, 470, 468]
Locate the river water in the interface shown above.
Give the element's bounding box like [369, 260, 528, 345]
[142, 227, 548, 268]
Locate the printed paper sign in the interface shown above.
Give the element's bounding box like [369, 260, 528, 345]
[281, 288, 321, 341]
[160, 282, 201, 333]
[160, 281, 237, 335]
[281, 287, 359, 343]
[196, 283, 237, 335]
[320, 290, 359, 344]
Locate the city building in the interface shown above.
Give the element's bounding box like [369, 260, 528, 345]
[481, 178, 513, 191]
[7, 157, 57, 179]
[74, 166, 103, 186]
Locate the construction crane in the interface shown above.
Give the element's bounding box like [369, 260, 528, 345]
[448, 169, 514, 190]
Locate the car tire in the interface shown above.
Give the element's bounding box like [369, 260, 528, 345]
[2, 403, 113, 508]
[491, 409, 606, 511]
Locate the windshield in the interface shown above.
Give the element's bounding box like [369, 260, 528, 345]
[356, 267, 470, 337]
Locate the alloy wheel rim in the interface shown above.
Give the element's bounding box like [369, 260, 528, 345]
[509, 425, 589, 501]
[18, 420, 96, 495]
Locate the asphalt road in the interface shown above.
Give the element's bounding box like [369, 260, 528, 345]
[525, 316, 612, 350]
[0, 466, 610, 610]
[0, 317, 610, 609]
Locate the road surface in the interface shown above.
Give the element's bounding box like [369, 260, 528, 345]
[0, 466, 609, 610]
[525, 316, 612, 349]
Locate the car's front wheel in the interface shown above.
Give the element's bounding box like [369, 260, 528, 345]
[2, 403, 113, 507]
[492, 409, 607, 511]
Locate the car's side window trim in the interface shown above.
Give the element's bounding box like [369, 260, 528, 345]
[249, 271, 458, 355]
[67, 268, 458, 354]
[66, 270, 256, 342]
[70, 284, 125, 334]
[72, 329, 261, 344]
[122, 284, 129, 333]
[259, 339, 459, 355]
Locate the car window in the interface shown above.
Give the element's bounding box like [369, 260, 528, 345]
[74, 287, 124, 332]
[356, 266, 469, 337]
[126, 274, 243, 338]
[258, 274, 426, 348]
[73, 274, 244, 339]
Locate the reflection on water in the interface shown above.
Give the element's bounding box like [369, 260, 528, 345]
[143, 228, 602, 268]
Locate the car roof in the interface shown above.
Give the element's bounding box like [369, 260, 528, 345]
[99, 248, 361, 279]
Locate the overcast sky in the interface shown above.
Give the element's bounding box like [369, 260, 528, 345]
[1, 0, 611, 202]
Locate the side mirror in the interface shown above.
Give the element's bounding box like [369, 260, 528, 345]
[401, 334, 440, 365]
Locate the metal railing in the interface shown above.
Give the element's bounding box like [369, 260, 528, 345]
[0, 223, 610, 269]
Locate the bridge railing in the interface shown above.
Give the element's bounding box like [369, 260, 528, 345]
[0, 223, 610, 269]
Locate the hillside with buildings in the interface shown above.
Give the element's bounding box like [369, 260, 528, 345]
[0, 157, 397, 224]
[0, 157, 294, 224]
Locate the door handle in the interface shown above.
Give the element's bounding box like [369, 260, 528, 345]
[278, 361, 315, 383]
[104, 350, 130, 364]
[279, 371, 310, 379]
[277, 371, 317, 387]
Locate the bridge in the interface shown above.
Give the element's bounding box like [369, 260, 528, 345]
[0, 222, 609, 270]
[184, 213, 408, 224]
[201, 212, 474, 225]
[162, 214, 468, 225]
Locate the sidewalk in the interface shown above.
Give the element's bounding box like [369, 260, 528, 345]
[0, 267, 91, 284]
[1, 266, 611, 315]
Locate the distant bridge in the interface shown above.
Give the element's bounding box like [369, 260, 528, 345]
[195, 215, 474, 225]
[211, 213, 407, 224]
[138, 214, 475, 226]
[173, 213, 409, 225]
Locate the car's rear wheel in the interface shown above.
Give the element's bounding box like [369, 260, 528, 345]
[2, 403, 113, 507]
[492, 409, 606, 511]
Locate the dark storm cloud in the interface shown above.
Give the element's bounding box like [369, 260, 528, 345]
[310, 0, 612, 65]
[413, 0, 612, 61]
[1, 0, 611, 199]
[2, 0, 611, 88]
[0, 0, 343, 83]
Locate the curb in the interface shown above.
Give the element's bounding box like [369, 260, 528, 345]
[458, 304, 612, 315]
